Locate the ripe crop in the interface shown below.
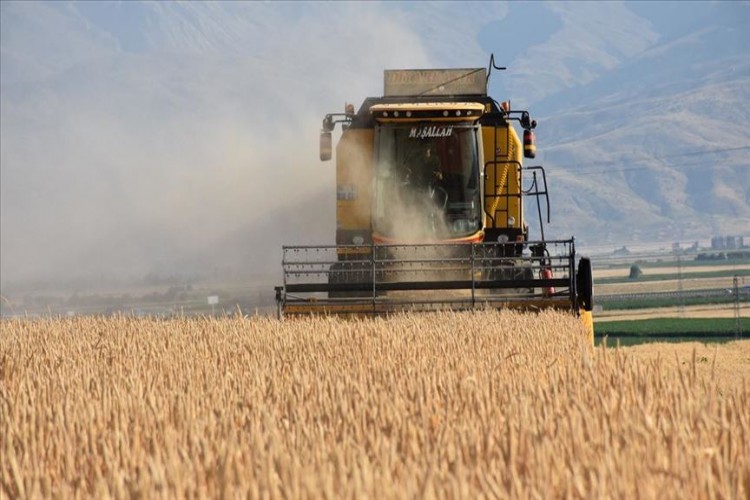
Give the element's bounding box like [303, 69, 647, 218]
[1, 310, 747, 498]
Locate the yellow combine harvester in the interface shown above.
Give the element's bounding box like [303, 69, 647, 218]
[275, 61, 594, 340]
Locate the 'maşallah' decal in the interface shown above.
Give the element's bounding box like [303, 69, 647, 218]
[409, 126, 453, 139]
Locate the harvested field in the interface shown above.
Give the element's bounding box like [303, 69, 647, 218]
[593, 264, 750, 279]
[596, 276, 741, 295]
[1, 311, 747, 498]
[596, 303, 743, 320]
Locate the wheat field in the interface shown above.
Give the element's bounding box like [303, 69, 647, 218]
[1, 311, 747, 498]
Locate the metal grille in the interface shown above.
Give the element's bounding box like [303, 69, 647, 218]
[277, 240, 577, 316]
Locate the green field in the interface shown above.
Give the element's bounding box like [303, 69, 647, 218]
[598, 294, 748, 310]
[595, 317, 749, 337]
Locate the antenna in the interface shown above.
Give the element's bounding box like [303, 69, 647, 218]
[486, 53, 507, 86]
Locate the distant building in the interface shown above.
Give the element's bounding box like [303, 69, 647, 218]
[712, 235, 745, 250]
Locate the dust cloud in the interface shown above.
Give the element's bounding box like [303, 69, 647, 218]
[374, 160, 453, 243]
[0, 2, 433, 294]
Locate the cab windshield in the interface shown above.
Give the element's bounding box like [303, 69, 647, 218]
[373, 123, 481, 240]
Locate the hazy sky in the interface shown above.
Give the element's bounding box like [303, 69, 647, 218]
[1, 1, 447, 288]
[1, 1, 744, 291]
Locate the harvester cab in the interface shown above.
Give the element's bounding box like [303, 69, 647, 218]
[275, 58, 594, 341]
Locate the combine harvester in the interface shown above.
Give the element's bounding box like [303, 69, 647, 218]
[275, 58, 594, 341]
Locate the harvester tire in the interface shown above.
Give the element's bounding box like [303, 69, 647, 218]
[577, 257, 594, 311]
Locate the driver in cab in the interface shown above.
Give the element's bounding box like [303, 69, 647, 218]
[419, 144, 443, 186]
[418, 145, 448, 211]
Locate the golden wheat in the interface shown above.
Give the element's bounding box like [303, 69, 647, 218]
[1, 310, 747, 498]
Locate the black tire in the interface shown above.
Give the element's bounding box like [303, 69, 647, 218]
[576, 257, 594, 311]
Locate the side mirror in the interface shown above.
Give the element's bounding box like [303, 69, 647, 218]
[520, 112, 531, 130]
[320, 131, 332, 161]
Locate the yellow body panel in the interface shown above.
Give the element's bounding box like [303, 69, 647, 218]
[370, 102, 485, 112]
[336, 129, 373, 231]
[580, 310, 594, 346]
[370, 102, 485, 123]
[481, 126, 523, 230]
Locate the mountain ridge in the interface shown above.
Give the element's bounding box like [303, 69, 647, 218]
[1, 1, 748, 290]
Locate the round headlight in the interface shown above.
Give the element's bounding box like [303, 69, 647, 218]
[497, 234, 509, 243]
[507, 216, 516, 227]
[352, 236, 365, 245]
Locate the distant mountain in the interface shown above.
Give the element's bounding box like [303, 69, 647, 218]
[531, 3, 750, 246]
[2, 1, 748, 292]
[479, 2, 660, 108]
